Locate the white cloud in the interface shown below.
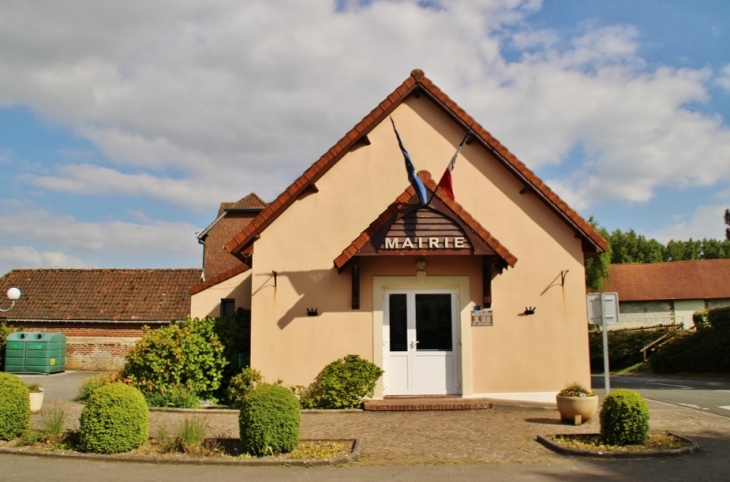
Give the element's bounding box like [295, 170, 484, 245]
[0, 0, 727, 226]
[648, 204, 729, 243]
[0, 246, 87, 276]
[0, 199, 200, 261]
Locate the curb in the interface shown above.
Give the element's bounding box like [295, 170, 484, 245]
[536, 432, 699, 458]
[0, 438, 361, 467]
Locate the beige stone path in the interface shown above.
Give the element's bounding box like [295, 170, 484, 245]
[35, 400, 730, 466]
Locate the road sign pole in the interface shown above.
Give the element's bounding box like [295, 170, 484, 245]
[602, 309, 610, 395]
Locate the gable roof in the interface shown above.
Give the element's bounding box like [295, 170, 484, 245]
[217, 193, 268, 216]
[198, 193, 268, 243]
[0, 269, 201, 322]
[334, 170, 518, 270]
[603, 259, 730, 301]
[225, 69, 607, 258]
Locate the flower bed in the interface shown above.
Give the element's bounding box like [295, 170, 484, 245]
[537, 432, 697, 457]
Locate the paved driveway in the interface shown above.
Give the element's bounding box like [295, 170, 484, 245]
[6, 370, 730, 480]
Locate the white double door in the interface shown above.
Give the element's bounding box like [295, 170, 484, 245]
[383, 288, 460, 395]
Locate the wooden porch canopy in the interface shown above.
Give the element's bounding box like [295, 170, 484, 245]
[334, 171, 517, 309]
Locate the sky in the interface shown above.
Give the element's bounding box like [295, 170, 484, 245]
[1, 0, 729, 276]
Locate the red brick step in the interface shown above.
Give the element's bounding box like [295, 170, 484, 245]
[363, 397, 494, 411]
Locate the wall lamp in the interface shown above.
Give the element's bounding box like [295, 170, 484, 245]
[0, 287, 21, 312]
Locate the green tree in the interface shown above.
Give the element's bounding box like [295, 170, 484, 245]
[585, 217, 612, 292]
[609, 228, 664, 264]
[725, 208, 730, 241]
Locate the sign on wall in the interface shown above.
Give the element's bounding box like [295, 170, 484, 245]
[471, 309, 493, 326]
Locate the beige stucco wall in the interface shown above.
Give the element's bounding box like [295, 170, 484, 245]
[202, 95, 594, 394]
[190, 270, 252, 319]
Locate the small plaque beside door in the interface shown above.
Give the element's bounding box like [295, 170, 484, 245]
[471, 309, 493, 326]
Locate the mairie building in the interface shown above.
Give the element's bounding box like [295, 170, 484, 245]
[190, 69, 607, 399]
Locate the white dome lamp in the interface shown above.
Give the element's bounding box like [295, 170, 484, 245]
[1, 287, 21, 312]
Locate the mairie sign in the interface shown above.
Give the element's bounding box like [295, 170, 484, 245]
[382, 237, 467, 250]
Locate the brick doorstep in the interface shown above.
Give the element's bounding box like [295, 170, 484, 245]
[363, 397, 494, 411]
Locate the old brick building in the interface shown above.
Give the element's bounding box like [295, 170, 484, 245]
[0, 269, 201, 370]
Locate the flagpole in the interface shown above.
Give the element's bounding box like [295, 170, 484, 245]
[429, 129, 471, 205]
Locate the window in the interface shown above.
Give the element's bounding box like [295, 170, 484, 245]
[220, 299, 236, 317]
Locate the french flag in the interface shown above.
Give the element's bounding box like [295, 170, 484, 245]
[390, 118, 429, 206]
[437, 130, 471, 200]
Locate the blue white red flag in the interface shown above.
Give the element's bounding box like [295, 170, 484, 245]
[390, 118, 428, 206]
[437, 129, 471, 200]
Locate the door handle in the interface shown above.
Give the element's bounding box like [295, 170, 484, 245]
[410, 340, 420, 349]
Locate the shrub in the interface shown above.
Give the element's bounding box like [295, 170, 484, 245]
[79, 383, 149, 454]
[589, 327, 674, 372]
[708, 306, 730, 330]
[239, 384, 300, 456]
[122, 317, 227, 401]
[0, 372, 30, 440]
[650, 329, 730, 373]
[226, 367, 263, 408]
[212, 308, 252, 392]
[0, 322, 17, 370]
[600, 389, 649, 446]
[303, 354, 384, 409]
[143, 385, 200, 409]
[77, 372, 124, 402]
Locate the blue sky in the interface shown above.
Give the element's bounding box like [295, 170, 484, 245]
[1, 0, 729, 276]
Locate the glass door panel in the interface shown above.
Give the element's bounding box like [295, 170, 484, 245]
[415, 293, 453, 351]
[388, 294, 408, 352]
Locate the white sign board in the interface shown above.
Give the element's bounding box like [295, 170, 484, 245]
[587, 292, 619, 325]
[587, 292, 619, 394]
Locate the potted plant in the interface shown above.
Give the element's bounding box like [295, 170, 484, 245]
[27, 383, 44, 414]
[556, 382, 598, 425]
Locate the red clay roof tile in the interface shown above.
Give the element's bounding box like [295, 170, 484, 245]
[602, 260, 730, 301]
[0, 269, 201, 322]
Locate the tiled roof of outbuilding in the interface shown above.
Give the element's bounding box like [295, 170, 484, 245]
[602, 259, 730, 301]
[225, 69, 607, 258]
[0, 269, 201, 322]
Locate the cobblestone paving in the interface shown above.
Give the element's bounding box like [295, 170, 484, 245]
[37, 401, 730, 466]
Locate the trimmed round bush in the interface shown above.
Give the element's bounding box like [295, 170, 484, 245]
[600, 388, 649, 446]
[304, 354, 384, 409]
[80, 383, 149, 453]
[239, 383, 300, 456]
[0, 372, 30, 440]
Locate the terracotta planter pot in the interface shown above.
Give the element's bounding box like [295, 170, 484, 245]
[556, 395, 598, 425]
[30, 391, 44, 414]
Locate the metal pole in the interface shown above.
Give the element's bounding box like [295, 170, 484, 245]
[602, 313, 611, 395]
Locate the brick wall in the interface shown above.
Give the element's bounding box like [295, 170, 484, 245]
[5, 321, 165, 371]
[66, 337, 139, 371]
[203, 213, 256, 280]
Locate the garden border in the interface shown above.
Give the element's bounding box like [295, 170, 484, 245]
[536, 432, 698, 458]
[0, 438, 362, 466]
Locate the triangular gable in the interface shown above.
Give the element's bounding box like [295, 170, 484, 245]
[225, 69, 607, 258]
[333, 171, 517, 271]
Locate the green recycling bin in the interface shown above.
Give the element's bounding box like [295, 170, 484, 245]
[4, 332, 66, 374]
